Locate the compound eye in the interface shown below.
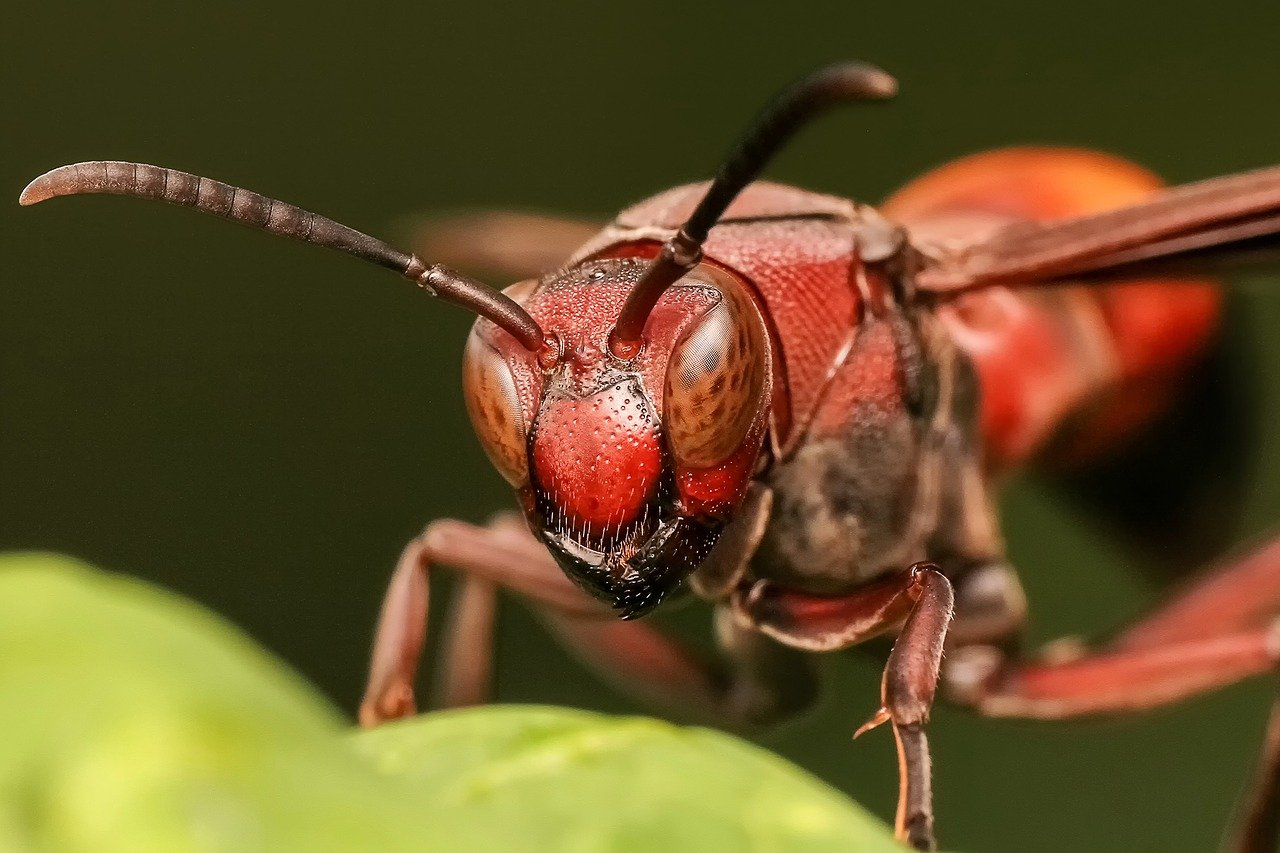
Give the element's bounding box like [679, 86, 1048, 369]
[463, 333, 530, 486]
[663, 270, 768, 468]
[462, 281, 537, 487]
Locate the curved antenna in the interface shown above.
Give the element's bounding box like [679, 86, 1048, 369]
[20, 161, 547, 352]
[608, 62, 897, 356]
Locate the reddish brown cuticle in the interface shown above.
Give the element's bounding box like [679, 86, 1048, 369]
[537, 333, 562, 370]
[607, 329, 642, 361]
[531, 384, 663, 533]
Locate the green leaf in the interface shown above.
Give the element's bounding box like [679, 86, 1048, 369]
[355, 707, 904, 852]
[0, 552, 900, 852]
[0, 553, 416, 852]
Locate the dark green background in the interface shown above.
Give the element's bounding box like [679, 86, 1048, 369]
[5, 2, 1280, 850]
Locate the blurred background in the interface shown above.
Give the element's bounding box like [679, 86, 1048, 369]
[5, 2, 1280, 849]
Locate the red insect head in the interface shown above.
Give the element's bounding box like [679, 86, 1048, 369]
[463, 256, 771, 617]
[17, 64, 894, 619]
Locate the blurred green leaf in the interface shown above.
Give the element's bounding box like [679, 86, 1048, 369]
[0, 553, 899, 852]
[355, 707, 902, 852]
[0, 552, 415, 852]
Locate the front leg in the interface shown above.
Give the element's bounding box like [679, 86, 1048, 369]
[360, 514, 598, 725]
[360, 514, 818, 728]
[855, 565, 954, 852]
[734, 564, 955, 851]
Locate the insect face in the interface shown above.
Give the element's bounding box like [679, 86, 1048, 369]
[463, 256, 771, 617]
[18, 65, 890, 622]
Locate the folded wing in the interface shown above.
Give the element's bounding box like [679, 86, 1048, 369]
[916, 164, 1280, 294]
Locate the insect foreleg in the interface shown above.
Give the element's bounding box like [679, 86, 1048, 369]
[434, 575, 498, 709]
[735, 565, 954, 851]
[855, 564, 954, 852]
[359, 514, 819, 729]
[359, 514, 602, 726]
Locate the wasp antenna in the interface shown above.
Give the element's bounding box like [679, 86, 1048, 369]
[20, 161, 547, 352]
[609, 62, 897, 355]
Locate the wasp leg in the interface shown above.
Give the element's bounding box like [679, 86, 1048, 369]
[360, 514, 599, 727]
[433, 575, 497, 709]
[360, 513, 817, 728]
[859, 564, 954, 852]
[944, 626, 1280, 718]
[409, 211, 601, 280]
[942, 539, 1280, 853]
[942, 537, 1280, 718]
[543, 599, 817, 726]
[943, 627, 1280, 853]
[736, 564, 954, 851]
[946, 561, 1027, 649]
[1112, 538, 1280, 652]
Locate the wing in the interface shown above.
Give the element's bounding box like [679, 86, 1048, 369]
[915, 164, 1280, 294]
[407, 210, 601, 281]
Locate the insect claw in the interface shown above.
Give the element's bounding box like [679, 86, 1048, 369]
[359, 680, 416, 728]
[854, 706, 892, 738]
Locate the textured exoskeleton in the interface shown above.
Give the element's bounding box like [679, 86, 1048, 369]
[22, 63, 1280, 853]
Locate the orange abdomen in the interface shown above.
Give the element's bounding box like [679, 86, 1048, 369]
[884, 148, 1222, 469]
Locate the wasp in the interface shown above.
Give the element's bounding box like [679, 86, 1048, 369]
[22, 62, 1280, 851]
